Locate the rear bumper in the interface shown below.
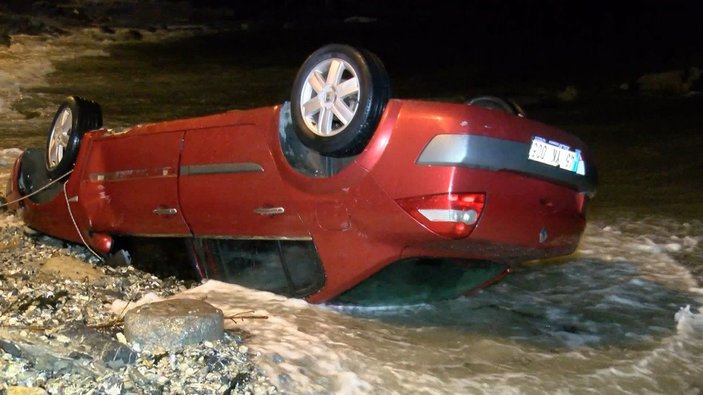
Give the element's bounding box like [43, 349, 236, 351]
[306, 165, 587, 302]
[417, 134, 596, 195]
[391, 170, 586, 263]
[359, 161, 588, 261]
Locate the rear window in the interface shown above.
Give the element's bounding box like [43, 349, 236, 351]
[330, 258, 508, 305]
[196, 239, 325, 298]
[278, 102, 355, 177]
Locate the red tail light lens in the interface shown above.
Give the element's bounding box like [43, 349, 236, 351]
[396, 193, 486, 239]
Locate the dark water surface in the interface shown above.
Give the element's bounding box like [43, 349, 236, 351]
[1, 28, 702, 393]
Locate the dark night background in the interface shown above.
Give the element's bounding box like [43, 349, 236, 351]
[3, 0, 702, 87]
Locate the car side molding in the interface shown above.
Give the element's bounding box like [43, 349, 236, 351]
[180, 162, 264, 176]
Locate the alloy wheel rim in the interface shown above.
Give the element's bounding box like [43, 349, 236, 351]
[47, 107, 72, 170]
[299, 58, 360, 137]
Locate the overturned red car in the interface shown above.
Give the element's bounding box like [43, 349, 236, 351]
[6, 44, 595, 304]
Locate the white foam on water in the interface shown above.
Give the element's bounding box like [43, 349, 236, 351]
[165, 221, 703, 394]
[113, 281, 378, 394]
[178, 281, 377, 394]
[579, 218, 702, 294]
[119, 281, 534, 394]
[443, 306, 703, 394]
[675, 304, 703, 335]
[111, 215, 701, 394]
[580, 305, 703, 393]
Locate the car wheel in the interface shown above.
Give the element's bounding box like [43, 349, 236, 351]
[291, 44, 390, 157]
[45, 96, 102, 179]
[467, 96, 526, 117]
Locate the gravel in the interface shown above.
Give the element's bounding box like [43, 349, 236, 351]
[0, 213, 278, 394]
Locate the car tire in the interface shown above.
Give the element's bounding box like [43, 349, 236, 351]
[45, 96, 102, 179]
[291, 44, 390, 157]
[467, 96, 526, 117]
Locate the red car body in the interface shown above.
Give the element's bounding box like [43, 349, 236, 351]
[7, 99, 595, 303]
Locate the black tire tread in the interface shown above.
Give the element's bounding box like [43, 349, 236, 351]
[45, 96, 102, 179]
[291, 44, 390, 158]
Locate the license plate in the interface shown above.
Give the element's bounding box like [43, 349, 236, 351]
[528, 137, 586, 175]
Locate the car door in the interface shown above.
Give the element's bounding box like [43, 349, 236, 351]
[78, 130, 190, 236]
[178, 123, 308, 238]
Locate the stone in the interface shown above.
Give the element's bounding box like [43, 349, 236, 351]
[11, 343, 84, 376]
[124, 299, 224, 352]
[0, 186, 272, 394]
[39, 256, 104, 282]
[102, 343, 138, 369]
[0, 338, 22, 357]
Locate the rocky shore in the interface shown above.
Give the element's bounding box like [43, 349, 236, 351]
[0, 198, 277, 393]
[0, 3, 288, 391]
[0, 0, 239, 47]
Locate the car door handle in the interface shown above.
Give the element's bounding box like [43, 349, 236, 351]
[153, 207, 178, 216]
[254, 207, 285, 216]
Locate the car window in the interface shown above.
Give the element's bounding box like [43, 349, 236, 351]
[199, 239, 325, 298]
[278, 102, 355, 177]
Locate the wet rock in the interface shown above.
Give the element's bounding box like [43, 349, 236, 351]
[206, 354, 230, 372]
[0, 213, 276, 393]
[224, 372, 251, 395]
[104, 249, 131, 268]
[58, 324, 137, 369]
[0, 338, 22, 357]
[11, 342, 90, 376]
[124, 299, 224, 352]
[36, 235, 65, 248]
[102, 343, 138, 369]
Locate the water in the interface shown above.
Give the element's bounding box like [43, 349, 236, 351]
[2, 29, 702, 394]
[168, 218, 702, 394]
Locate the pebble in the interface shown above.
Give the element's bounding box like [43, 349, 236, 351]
[0, 214, 278, 394]
[115, 333, 127, 345]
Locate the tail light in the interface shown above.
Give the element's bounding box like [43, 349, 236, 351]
[576, 192, 587, 214]
[396, 193, 486, 239]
